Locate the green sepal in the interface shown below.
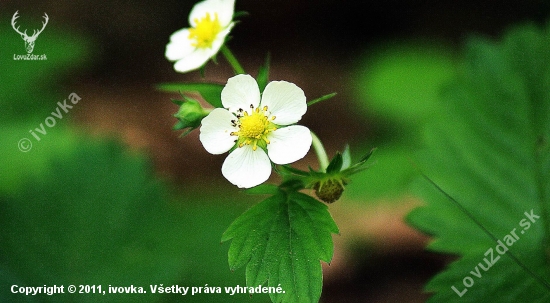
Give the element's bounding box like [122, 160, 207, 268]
[172, 120, 186, 131]
[343, 147, 376, 175]
[278, 165, 310, 177]
[170, 98, 184, 106]
[341, 145, 352, 170]
[325, 152, 343, 174]
[157, 82, 224, 108]
[307, 92, 337, 107]
[257, 53, 271, 92]
[172, 98, 208, 136]
[233, 11, 249, 19]
[199, 64, 207, 78]
[279, 179, 305, 192]
[210, 53, 219, 65]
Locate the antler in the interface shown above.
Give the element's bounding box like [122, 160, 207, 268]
[30, 13, 49, 38]
[11, 11, 49, 39]
[11, 11, 27, 36]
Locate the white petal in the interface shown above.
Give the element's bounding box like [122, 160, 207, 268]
[222, 145, 271, 188]
[189, 0, 235, 27]
[173, 48, 216, 73]
[199, 108, 238, 154]
[165, 29, 194, 61]
[267, 125, 312, 164]
[221, 74, 261, 114]
[261, 81, 307, 125]
[169, 27, 190, 43]
[207, 23, 233, 55]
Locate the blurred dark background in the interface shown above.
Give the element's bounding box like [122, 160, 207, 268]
[1, 1, 549, 302]
[3, 0, 549, 180]
[4, 0, 550, 81]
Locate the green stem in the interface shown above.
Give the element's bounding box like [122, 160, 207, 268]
[221, 45, 245, 75]
[311, 131, 329, 172]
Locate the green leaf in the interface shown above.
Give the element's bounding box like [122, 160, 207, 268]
[257, 53, 271, 92]
[407, 23, 550, 302]
[222, 190, 339, 303]
[354, 42, 455, 124]
[0, 137, 264, 302]
[0, 140, 188, 301]
[157, 82, 224, 108]
[244, 183, 279, 195]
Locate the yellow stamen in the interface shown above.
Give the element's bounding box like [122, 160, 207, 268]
[231, 105, 277, 151]
[188, 13, 222, 49]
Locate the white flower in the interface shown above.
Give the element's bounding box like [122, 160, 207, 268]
[165, 0, 235, 73]
[200, 74, 312, 188]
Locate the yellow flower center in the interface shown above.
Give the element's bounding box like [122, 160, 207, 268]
[188, 13, 222, 49]
[231, 105, 277, 150]
[240, 113, 266, 138]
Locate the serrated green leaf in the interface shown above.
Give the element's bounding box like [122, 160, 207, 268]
[157, 83, 224, 108]
[407, 22, 550, 302]
[222, 190, 339, 303]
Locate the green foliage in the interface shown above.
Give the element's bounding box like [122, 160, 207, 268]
[343, 147, 417, 201]
[1, 24, 268, 303]
[1, 137, 270, 303]
[157, 83, 224, 108]
[355, 42, 456, 126]
[0, 24, 92, 194]
[407, 23, 550, 302]
[348, 42, 456, 202]
[0, 26, 92, 120]
[222, 189, 339, 303]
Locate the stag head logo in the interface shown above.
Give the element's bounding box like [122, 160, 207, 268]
[11, 11, 49, 54]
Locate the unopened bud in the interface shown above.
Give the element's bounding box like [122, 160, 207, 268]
[173, 100, 208, 131]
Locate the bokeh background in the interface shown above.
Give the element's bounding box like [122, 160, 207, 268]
[1, 0, 549, 302]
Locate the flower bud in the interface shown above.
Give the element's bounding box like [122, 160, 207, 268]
[173, 99, 208, 133]
[313, 179, 346, 203]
